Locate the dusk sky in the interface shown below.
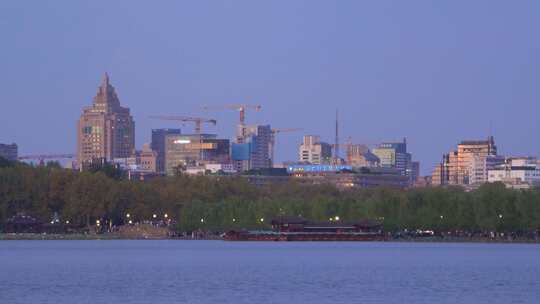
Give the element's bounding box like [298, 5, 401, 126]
[1, 1, 539, 174]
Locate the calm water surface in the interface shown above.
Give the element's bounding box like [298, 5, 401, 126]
[0, 240, 539, 304]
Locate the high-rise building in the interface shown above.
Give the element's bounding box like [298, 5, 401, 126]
[372, 138, 412, 179]
[456, 137, 497, 185]
[0, 143, 18, 162]
[151, 128, 182, 174]
[432, 137, 498, 186]
[232, 125, 272, 172]
[77, 74, 135, 167]
[298, 135, 332, 165]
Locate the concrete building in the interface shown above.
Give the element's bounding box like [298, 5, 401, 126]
[432, 137, 497, 186]
[0, 143, 18, 161]
[232, 125, 272, 172]
[77, 74, 135, 167]
[456, 137, 497, 185]
[151, 128, 181, 174]
[298, 135, 332, 165]
[469, 155, 505, 185]
[411, 161, 420, 184]
[488, 157, 540, 189]
[165, 134, 230, 175]
[347, 144, 380, 168]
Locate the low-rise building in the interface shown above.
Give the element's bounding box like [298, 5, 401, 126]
[298, 135, 332, 165]
[488, 157, 540, 189]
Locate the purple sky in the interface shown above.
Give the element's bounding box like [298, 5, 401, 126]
[1, 1, 539, 174]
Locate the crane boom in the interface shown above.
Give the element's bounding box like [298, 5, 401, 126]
[202, 104, 261, 125]
[148, 115, 217, 134]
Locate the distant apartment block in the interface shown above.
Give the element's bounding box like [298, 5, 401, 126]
[0, 143, 18, 161]
[298, 135, 332, 165]
[77, 74, 135, 167]
[432, 136, 497, 186]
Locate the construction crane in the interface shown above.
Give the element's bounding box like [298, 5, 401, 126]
[202, 104, 261, 142]
[148, 115, 217, 134]
[202, 104, 261, 125]
[148, 115, 217, 163]
[270, 128, 303, 166]
[18, 154, 75, 166]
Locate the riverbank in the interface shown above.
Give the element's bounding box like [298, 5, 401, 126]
[2, 233, 540, 243]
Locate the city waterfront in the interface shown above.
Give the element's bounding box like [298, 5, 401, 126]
[1, 241, 539, 304]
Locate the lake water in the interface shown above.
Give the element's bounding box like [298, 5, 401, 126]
[0, 240, 539, 304]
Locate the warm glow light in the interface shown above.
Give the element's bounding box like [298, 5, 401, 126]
[126, 213, 130, 218]
[329, 217, 333, 222]
[200, 218, 204, 223]
[498, 214, 503, 219]
[232, 218, 236, 222]
[65, 220, 70, 224]
[128, 220, 132, 224]
[334, 216, 340, 221]
[260, 218, 264, 222]
[164, 214, 168, 218]
[96, 220, 100, 224]
[152, 214, 157, 218]
[174, 139, 191, 144]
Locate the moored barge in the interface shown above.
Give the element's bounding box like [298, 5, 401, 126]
[223, 217, 385, 241]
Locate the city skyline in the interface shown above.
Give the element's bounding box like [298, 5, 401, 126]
[2, 2, 540, 175]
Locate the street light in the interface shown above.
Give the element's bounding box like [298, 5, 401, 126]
[152, 214, 157, 219]
[164, 213, 168, 219]
[334, 216, 340, 221]
[200, 218, 204, 223]
[126, 213, 130, 218]
[96, 220, 101, 226]
[260, 218, 264, 223]
[232, 218, 236, 222]
[498, 214, 503, 219]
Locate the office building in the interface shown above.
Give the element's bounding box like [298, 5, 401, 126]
[298, 135, 332, 165]
[165, 134, 230, 175]
[77, 74, 135, 167]
[151, 128, 182, 174]
[0, 143, 18, 161]
[372, 138, 415, 183]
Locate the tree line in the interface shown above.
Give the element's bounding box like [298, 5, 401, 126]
[0, 157, 539, 233]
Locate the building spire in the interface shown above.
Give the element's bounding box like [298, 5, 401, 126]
[102, 72, 110, 87]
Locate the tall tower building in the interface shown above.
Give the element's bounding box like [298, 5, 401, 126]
[77, 73, 135, 167]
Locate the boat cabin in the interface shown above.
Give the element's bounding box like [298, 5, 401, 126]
[270, 216, 382, 233]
